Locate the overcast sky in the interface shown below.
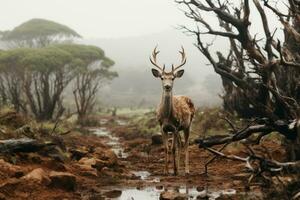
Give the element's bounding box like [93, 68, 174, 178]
[0, 0, 192, 38]
[0, 0, 284, 40]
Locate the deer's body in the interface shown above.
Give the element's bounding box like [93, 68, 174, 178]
[157, 95, 194, 133]
[150, 47, 195, 175]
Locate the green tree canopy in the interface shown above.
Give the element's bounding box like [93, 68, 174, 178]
[21, 47, 72, 72]
[1, 18, 81, 48]
[54, 44, 104, 67]
[54, 44, 117, 77]
[0, 48, 32, 70]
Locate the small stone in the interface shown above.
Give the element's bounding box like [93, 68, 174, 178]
[45, 160, 67, 171]
[152, 134, 163, 145]
[103, 190, 122, 198]
[0, 159, 23, 178]
[75, 163, 98, 177]
[88, 193, 104, 200]
[156, 185, 164, 190]
[23, 168, 50, 185]
[49, 171, 76, 191]
[0, 178, 21, 190]
[94, 148, 118, 166]
[70, 148, 88, 161]
[79, 157, 109, 171]
[0, 193, 5, 200]
[27, 153, 42, 164]
[78, 157, 97, 166]
[160, 191, 187, 200]
[196, 186, 204, 192]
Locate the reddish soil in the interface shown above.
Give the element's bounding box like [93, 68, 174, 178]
[0, 116, 285, 199]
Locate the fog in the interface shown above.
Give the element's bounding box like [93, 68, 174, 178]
[0, 0, 285, 107]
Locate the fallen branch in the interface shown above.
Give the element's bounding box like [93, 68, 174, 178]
[195, 124, 273, 147]
[195, 120, 298, 147]
[204, 146, 300, 173]
[0, 138, 55, 153]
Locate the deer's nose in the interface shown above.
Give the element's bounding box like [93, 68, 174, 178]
[164, 85, 172, 90]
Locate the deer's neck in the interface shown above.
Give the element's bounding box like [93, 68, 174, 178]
[160, 90, 173, 119]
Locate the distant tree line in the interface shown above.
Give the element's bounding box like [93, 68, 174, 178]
[0, 19, 117, 121]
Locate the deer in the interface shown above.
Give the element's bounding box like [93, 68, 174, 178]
[149, 46, 195, 176]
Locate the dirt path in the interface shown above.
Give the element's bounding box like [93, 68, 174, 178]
[91, 117, 263, 200]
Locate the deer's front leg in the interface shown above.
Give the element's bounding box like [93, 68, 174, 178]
[162, 131, 169, 175]
[172, 133, 178, 176]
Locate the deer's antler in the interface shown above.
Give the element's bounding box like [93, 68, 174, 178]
[172, 46, 187, 72]
[149, 46, 165, 72]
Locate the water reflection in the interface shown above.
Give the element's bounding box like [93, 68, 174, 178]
[101, 185, 237, 200]
[89, 127, 128, 158]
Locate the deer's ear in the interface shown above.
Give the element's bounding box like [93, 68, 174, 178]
[175, 69, 184, 78]
[151, 68, 161, 78]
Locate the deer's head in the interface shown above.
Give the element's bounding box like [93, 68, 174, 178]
[150, 46, 186, 93]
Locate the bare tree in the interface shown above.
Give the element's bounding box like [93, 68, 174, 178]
[22, 47, 74, 120]
[178, 0, 300, 196]
[73, 59, 117, 122]
[178, 0, 300, 158]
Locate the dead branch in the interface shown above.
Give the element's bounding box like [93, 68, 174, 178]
[204, 146, 300, 172]
[195, 119, 298, 147]
[195, 123, 273, 147]
[0, 138, 55, 153]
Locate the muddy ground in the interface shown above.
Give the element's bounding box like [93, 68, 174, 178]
[0, 115, 285, 200]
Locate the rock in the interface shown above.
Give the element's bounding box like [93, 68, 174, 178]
[76, 164, 98, 177]
[160, 191, 187, 200]
[196, 186, 204, 192]
[100, 167, 115, 177]
[78, 157, 108, 171]
[27, 153, 42, 164]
[0, 159, 23, 179]
[103, 190, 122, 198]
[45, 160, 67, 171]
[79, 157, 98, 166]
[156, 185, 164, 190]
[45, 147, 68, 162]
[70, 148, 88, 161]
[22, 168, 50, 185]
[94, 148, 118, 166]
[152, 134, 163, 145]
[0, 178, 21, 191]
[88, 193, 104, 200]
[0, 193, 5, 200]
[75, 158, 98, 177]
[49, 171, 76, 191]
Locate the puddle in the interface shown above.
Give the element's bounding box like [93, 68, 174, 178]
[115, 119, 127, 126]
[90, 127, 128, 158]
[116, 187, 161, 200]
[100, 118, 109, 125]
[101, 186, 237, 200]
[132, 171, 151, 180]
[132, 171, 160, 183]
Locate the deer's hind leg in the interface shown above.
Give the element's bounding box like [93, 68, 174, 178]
[177, 132, 182, 174]
[183, 128, 190, 175]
